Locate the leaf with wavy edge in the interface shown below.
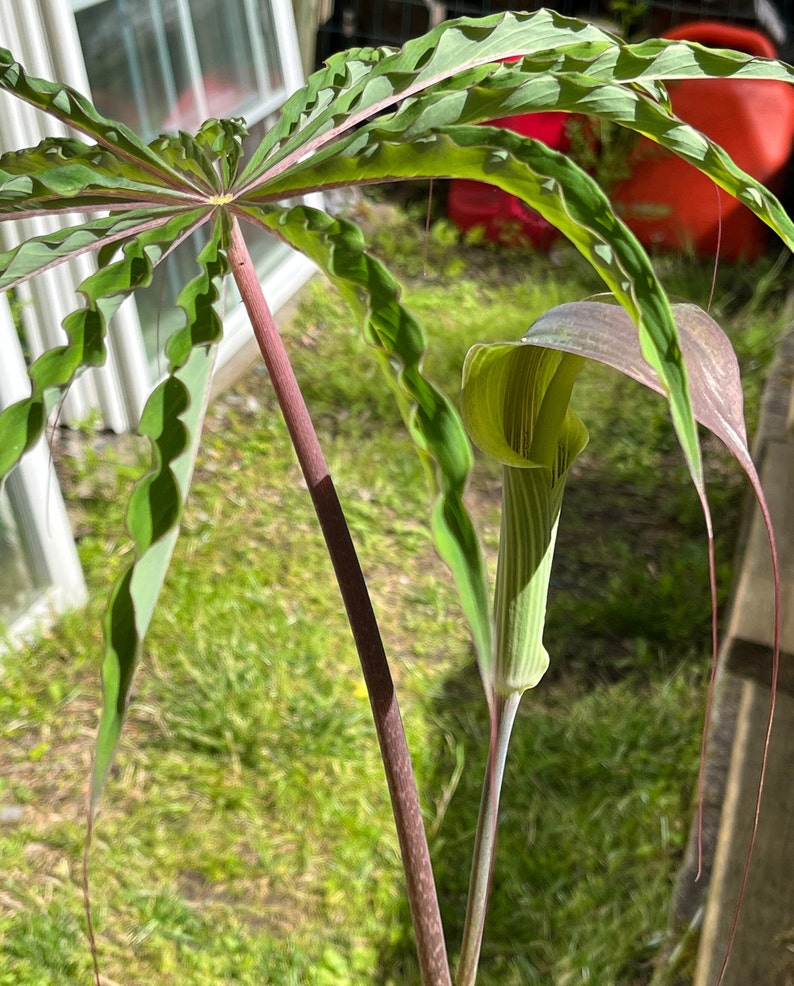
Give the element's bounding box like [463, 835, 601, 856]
[239, 9, 794, 191]
[238, 9, 620, 185]
[251, 58, 794, 258]
[91, 212, 228, 807]
[0, 47, 207, 193]
[391, 66, 794, 244]
[0, 208, 203, 292]
[0, 138, 199, 216]
[191, 117, 249, 188]
[560, 33, 794, 82]
[0, 208, 209, 477]
[239, 202, 493, 673]
[148, 126, 230, 193]
[460, 32, 794, 85]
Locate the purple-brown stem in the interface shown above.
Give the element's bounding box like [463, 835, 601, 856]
[227, 215, 452, 986]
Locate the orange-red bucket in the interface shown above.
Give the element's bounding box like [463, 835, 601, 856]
[612, 22, 794, 261]
[446, 111, 572, 248]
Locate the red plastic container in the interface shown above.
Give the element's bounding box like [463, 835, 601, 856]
[447, 111, 572, 248]
[612, 22, 794, 261]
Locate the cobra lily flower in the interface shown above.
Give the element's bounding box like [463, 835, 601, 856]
[462, 343, 587, 698]
[456, 341, 588, 985]
[454, 300, 781, 986]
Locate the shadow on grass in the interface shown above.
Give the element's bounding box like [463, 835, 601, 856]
[373, 456, 723, 985]
[378, 649, 705, 986]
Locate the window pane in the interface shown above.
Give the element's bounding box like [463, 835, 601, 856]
[75, 0, 192, 138]
[185, 0, 260, 122]
[255, 0, 286, 95]
[76, 0, 287, 136]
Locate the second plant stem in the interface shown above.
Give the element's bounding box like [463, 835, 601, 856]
[226, 215, 452, 986]
[457, 690, 522, 986]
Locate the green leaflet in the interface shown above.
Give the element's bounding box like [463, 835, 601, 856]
[0, 140, 188, 216]
[148, 117, 251, 193]
[238, 8, 617, 185]
[231, 22, 794, 702]
[574, 33, 794, 83]
[240, 9, 794, 191]
[0, 208, 208, 478]
[91, 213, 228, 807]
[240, 203, 493, 673]
[0, 47, 201, 192]
[0, 208, 198, 291]
[343, 65, 794, 250]
[191, 117, 249, 188]
[442, 68, 794, 244]
[462, 344, 587, 694]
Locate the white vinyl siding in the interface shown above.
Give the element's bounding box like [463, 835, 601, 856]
[0, 0, 317, 641]
[0, 293, 86, 648]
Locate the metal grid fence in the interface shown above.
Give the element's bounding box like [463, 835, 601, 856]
[314, 0, 793, 66]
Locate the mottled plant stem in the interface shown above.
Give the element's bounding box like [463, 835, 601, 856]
[457, 691, 522, 986]
[227, 216, 452, 986]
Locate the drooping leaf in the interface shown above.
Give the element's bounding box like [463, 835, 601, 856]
[237, 8, 619, 186]
[91, 213, 229, 807]
[235, 2, 794, 490]
[242, 44, 794, 491]
[0, 208, 203, 292]
[238, 8, 794, 193]
[238, 203, 493, 672]
[575, 32, 794, 83]
[0, 208, 209, 478]
[332, 65, 794, 252]
[524, 301, 768, 511]
[243, 128, 702, 497]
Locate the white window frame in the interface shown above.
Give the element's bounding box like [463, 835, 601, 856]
[1, 0, 318, 434]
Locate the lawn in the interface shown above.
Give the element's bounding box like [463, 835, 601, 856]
[0, 202, 789, 985]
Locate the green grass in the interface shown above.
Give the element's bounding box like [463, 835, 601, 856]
[0, 204, 789, 985]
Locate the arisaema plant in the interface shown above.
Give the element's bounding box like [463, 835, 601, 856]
[0, 10, 789, 985]
[455, 300, 783, 985]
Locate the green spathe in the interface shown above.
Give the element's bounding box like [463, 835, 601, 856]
[462, 343, 587, 695]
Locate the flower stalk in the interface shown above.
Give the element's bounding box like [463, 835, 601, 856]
[456, 690, 522, 986]
[457, 341, 588, 984]
[226, 216, 451, 986]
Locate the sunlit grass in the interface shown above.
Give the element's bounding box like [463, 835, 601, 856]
[0, 204, 789, 985]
